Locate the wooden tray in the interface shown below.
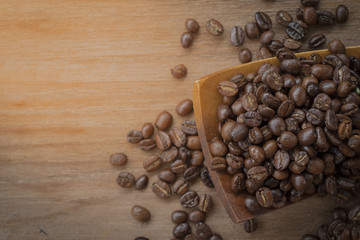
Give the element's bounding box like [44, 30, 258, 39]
[193, 46, 360, 223]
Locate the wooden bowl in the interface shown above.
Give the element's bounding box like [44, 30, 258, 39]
[193, 46, 360, 223]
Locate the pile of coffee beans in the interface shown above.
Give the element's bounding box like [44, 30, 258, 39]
[214, 39, 360, 215]
[302, 205, 360, 240]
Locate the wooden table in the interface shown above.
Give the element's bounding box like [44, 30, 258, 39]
[0, 0, 359, 239]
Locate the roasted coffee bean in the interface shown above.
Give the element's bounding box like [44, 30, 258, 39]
[281, 58, 302, 75]
[201, 168, 214, 188]
[337, 80, 352, 98]
[143, 155, 162, 172]
[291, 109, 306, 123]
[278, 131, 298, 151]
[181, 32, 193, 48]
[198, 194, 213, 213]
[255, 11, 272, 31]
[195, 222, 212, 239]
[294, 151, 310, 166]
[245, 22, 261, 39]
[306, 108, 324, 125]
[155, 131, 172, 151]
[328, 39, 346, 55]
[217, 81, 239, 97]
[264, 72, 283, 91]
[244, 157, 261, 170]
[262, 140, 278, 159]
[152, 180, 172, 198]
[338, 120, 352, 140]
[257, 46, 272, 59]
[247, 166, 268, 182]
[311, 64, 334, 81]
[109, 152, 127, 166]
[268, 40, 284, 53]
[158, 168, 176, 183]
[348, 134, 360, 150]
[273, 150, 290, 171]
[288, 188, 303, 203]
[307, 158, 324, 175]
[239, 48, 252, 64]
[209, 137, 228, 157]
[351, 225, 360, 240]
[172, 210, 188, 224]
[117, 172, 135, 188]
[154, 111, 173, 131]
[249, 145, 266, 162]
[325, 109, 338, 131]
[185, 18, 200, 33]
[256, 187, 274, 208]
[248, 127, 263, 145]
[134, 175, 149, 190]
[260, 30, 275, 45]
[161, 147, 178, 163]
[296, 7, 305, 21]
[244, 195, 262, 214]
[291, 174, 307, 191]
[221, 121, 236, 141]
[309, 34, 326, 48]
[176, 99, 193, 116]
[285, 117, 299, 133]
[226, 154, 244, 169]
[230, 26, 246, 46]
[206, 18, 224, 36]
[244, 111, 262, 127]
[180, 191, 199, 208]
[210, 157, 226, 171]
[276, 10, 292, 26]
[276, 48, 297, 62]
[231, 98, 246, 116]
[286, 21, 306, 41]
[289, 161, 306, 174]
[258, 104, 275, 120]
[173, 223, 192, 239]
[217, 105, 232, 122]
[171, 159, 188, 174]
[230, 73, 247, 88]
[317, 10, 335, 25]
[190, 151, 204, 167]
[171, 64, 187, 79]
[273, 169, 290, 180]
[334, 66, 351, 84]
[174, 179, 189, 195]
[242, 93, 258, 112]
[301, 0, 319, 7]
[283, 38, 302, 50]
[231, 172, 246, 193]
[325, 175, 337, 195]
[181, 120, 198, 135]
[332, 207, 348, 222]
[306, 83, 320, 98]
[141, 122, 154, 139]
[303, 7, 317, 25]
[336, 5, 349, 23]
[348, 205, 360, 223]
[268, 117, 286, 136]
[244, 219, 258, 233]
[187, 135, 201, 150]
[139, 139, 156, 151]
[184, 166, 200, 182]
[189, 209, 206, 223]
[131, 205, 151, 222]
[127, 130, 143, 144]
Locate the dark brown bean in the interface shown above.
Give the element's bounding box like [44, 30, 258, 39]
[127, 130, 143, 144]
[181, 32, 193, 48]
[158, 168, 176, 183]
[328, 39, 345, 54]
[181, 120, 198, 135]
[217, 81, 238, 97]
[134, 175, 149, 190]
[171, 64, 187, 79]
[180, 190, 199, 208]
[173, 223, 191, 239]
[143, 155, 162, 172]
[176, 99, 193, 116]
[117, 172, 135, 188]
[276, 10, 293, 26]
[256, 187, 274, 208]
[131, 205, 151, 222]
[260, 30, 275, 45]
[245, 22, 261, 39]
[206, 18, 224, 36]
[141, 122, 154, 139]
[303, 7, 317, 25]
[336, 5, 349, 23]
[155, 131, 172, 151]
[198, 194, 213, 213]
[244, 219, 258, 233]
[171, 159, 188, 174]
[154, 111, 173, 131]
[317, 10, 335, 25]
[172, 210, 188, 224]
[109, 152, 127, 166]
[239, 48, 252, 64]
[195, 222, 212, 240]
[139, 139, 156, 151]
[309, 34, 326, 48]
[231, 172, 246, 193]
[189, 209, 206, 223]
[249, 145, 266, 162]
[152, 180, 172, 198]
[230, 26, 246, 46]
[210, 157, 226, 171]
[173, 179, 189, 195]
[185, 18, 200, 33]
[255, 11, 272, 31]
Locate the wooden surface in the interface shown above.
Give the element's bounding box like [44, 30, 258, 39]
[0, 0, 359, 239]
[193, 46, 360, 224]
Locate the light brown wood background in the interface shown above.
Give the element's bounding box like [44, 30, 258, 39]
[0, 0, 359, 239]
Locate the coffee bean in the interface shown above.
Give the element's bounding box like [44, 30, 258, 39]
[281, 59, 302, 75]
[288, 188, 303, 203]
[230, 26, 246, 46]
[180, 190, 199, 208]
[276, 10, 293, 26]
[141, 122, 154, 139]
[231, 172, 246, 193]
[277, 100, 295, 118]
[184, 166, 200, 182]
[268, 40, 284, 53]
[264, 72, 283, 91]
[242, 93, 258, 112]
[317, 10, 335, 25]
[171, 159, 188, 174]
[245, 22, 261, 39]
[179, 146, 192, 161]
[272, 169, 290, 180]
[325, 109, 338, 131]
[185, 18, 200, 33]
[341, 102, 359, 116]
[139, 139, 156, 151]
[143, 155, 162, 172]
[244, 111, 262, 127]
[152, 180, 172, 198]
[155, 131, 172, 151]
[127, 130, 143, 144]
[309, 34, 326, 48]
[244, 195, 262, 214]
[336, 5, 349, 23]
[173, 179, 189, 195]
[189, 209, 206, 223]
[210, 157, 226, 171]
[209, 138, 228, 157]
[181, 32, 193, 48]
[168, 128, 186, 148]
[283, 38, 302, 50]
[195, 222, 212, 239]
[239, 48, 252, 64]
[247, 166, 268, 182]
[109, 152, 127, 166]
[306, 158, 325, 175]
[200, 168, 214, 188]
[294, 151, 309, 166]
[272, 150, 290, 171]
[172, 210, 188, 224]
[301, 0, 319, 6]
[286, 21, 306, 41]
[171, 64, 187, 79]
[117, 172, 135, 188]
[176, 99, 193, 116]
[351, 225, 360, 240]
[328, 39, 345, 54]
[338, 120, 352, 140]
[248, 127, 263, 145]
[158, 168, 176, 183]
[131, 205, 151, 222]
[244, 219, 257, 233]
[173, 223, 192, 239]
[249, 145, 265, 162]
[217, 81, 238, 97]
[276, 48, 297, 62]
[311, 64, 334, 81]
[134, 175, 149, 190]
[306, 108, 324, 125]
[332, 207, 348, 222]
[198, 194, 213, 213]
[256, 187, 274, 208]
[260, 30, 275, 45]
[255, 11, 272, 31]
[181, 120, 198, 135]
[268, 117, 286, 136]
[206, 18, 224, 36]
[226, 153, 244, 169]
[160, 147, 178, 163]
[154, 111, 173, 131]
[190, 150, 204, 167]
[303, 7, 317, 25]
[257, 46, 272, 59]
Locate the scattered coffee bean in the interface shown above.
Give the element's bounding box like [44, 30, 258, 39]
[317, 10, 335, 25]
[117, 172, 135, 188]
[155, 131, 172, 151]
[158, 168, 176, 183]
[185, 18, 200, 33]
[131, 205, 151, 222]
[239, 48, 252, 64]
[109, 152, 127, 166]
[134, 175, 149, 190]
[309, 34, 326, 48]
[244, 218, 258, 233]
[181, 120, 198, 135]
[276, 10, 293, 26]
[255, 11, 272, 31]
[173, 223, 192, 239]
[189, 209, 206, 223]
[171, 64, 187, 79]
[139, 139, 156, 151]
[195, 222, 212, 239]
[328, 39, 345, 54]
[200, 168, 214, 188]
[245, 22, 261, 39]
[176, 99, 193, 116]
[181, 32, 193, 48]
[198, 194, 213, 212]
[180, 190, 199, 208]
[206, 18, 224, 36]
[173, 179, 189, 195]
[230, 26, 245, 46]
[336, 5, 349, 23]
[141, 122, 154, 139]
[171, 210, 188, 223]
[152, 180, 172, 198]
[154, 111, 173, 131]
[127, 130, 143, 144]
[143, 155, 162, 172]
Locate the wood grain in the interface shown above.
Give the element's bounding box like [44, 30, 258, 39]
[0, 0, 359, 239]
